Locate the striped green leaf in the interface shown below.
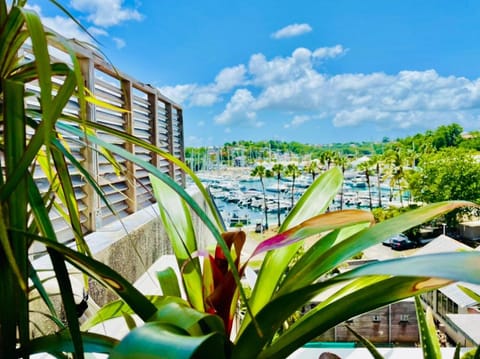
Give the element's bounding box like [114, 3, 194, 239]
[157, 267, 182, 298]
[22, 331, 118, 356]
[241, 167, 343, 334]
[234, 249, 480, 358]
[151, 176, 204, 311]
[81, 295, 188, 331]
[415, 296, 441, 359]
[109, 322, 229, 359]
[345, 324, 384, 359]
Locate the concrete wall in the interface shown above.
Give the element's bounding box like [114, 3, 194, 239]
[86, 187, 216, 306]
[30, 187, 216, 334]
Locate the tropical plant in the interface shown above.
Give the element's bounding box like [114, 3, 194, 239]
[304, 159, 320, 181]
[271, 163, 284, 227]
[382, 147, 408, 206]
[369, 155, 383, 208]
[0, 1, 222, 357]
[334, 154, 349, 210]
[251, 165, 269, 230]
[320, 150, 335, 170]
[284, 163, 302, 208]
[357, 160, 373, 210]
[4, 2, 480, 358]
[122, 166, 480, 358]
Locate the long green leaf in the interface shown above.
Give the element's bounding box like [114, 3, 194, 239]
[0, 7, 25, 77]
[28, 260, 61, 325]
[109, 322, 229, 359]
[415, 296, 441, 359]
[4, 78, 29, 354]
[28, 174, 85, 358]
[277, 222, 371, 296]
[20, 331, 118, 356]
[0, 0, 6, 25]
[235, 250, 480, 358]
[56, 122, 250, 324]
[239, 167, 343, 335]
[334, 252, 480, 284]
[151, 176, 204, 311]
[31, 234, 158, 321]
[62, 117, 224, 230]
[458, 284, 480, 302]
[81, 295, 188, 331]
[250, 209, 373, 258]
[0, 69, 75, 203]
[21, 8, 52, 134]
[345, 324, 384, 359]
[299, 201, 476, 290]
[157, 267, 182, 298]
[454, 343, 461, 359]
[51, 141, 90, 256]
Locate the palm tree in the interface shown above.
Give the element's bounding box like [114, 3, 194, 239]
[369, 155, 383, 208]
[304, 160, 320, 182]
[335, 155, 349, 210]
[284, 163, 302, 208]
[357, 161, 373, 210]
[321, 150, 335, 170]
[271, 163, 284, 227]
[384, 148, 407, 207]
[251, 165, 269, 230]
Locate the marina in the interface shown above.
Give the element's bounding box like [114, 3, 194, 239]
[195, 167, 409, 229]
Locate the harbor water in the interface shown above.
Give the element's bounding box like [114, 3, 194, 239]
[193, 168, 409, 230]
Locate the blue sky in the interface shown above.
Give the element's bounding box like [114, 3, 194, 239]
[30, 0, 480, 146]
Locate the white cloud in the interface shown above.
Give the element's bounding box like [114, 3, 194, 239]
[159, 65, 246, 106]
[214, 89, 256, 125]
[160, 84, 197, 104]
[163, 45, 480, 134]
[70, 0, 143, 27]
[313, 45, 347, 59]
[26, 3, 126, 49]
[42, 15, 91, 42]
[214, 65, 246, 92]
[88, 27, 108, 37]
[271, 23, 312, 39]
[113, 37, 126, 49]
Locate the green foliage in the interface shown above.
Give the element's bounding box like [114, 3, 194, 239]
[3, 2, 480, 358]
[415, 296, 442, 359]
[409, 147, 480, 204]
[149, 161, 480, 358]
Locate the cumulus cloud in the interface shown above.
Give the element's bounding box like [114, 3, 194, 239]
[26, 3, 130, 49]
[159, 65, 246, 106]
[25, 4, 92, 42]
[160, 84, 198, 104]
[42, 15, 92, 42]
[313, 45, 347, 59]
[214, 89, 256, 125]
[271, 23, 312, 39]
[164, 45, 480, 134]
[70, 0, 143, 27]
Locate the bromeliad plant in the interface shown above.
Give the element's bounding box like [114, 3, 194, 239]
[85, 167, 480, 358]
[2, 1, 480, 358]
